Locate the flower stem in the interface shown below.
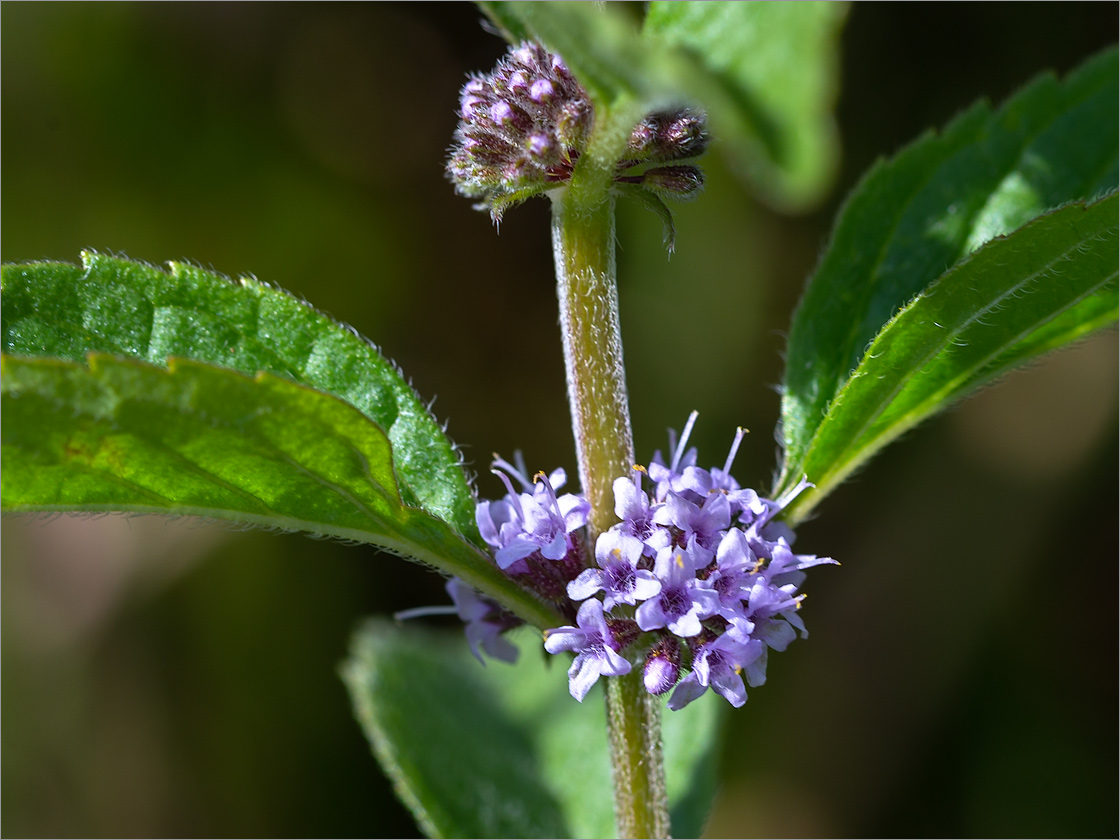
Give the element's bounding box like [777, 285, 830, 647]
[550, 191, 633, 540]
[606, 669, 670, 839]
[550, 105, 670, 837]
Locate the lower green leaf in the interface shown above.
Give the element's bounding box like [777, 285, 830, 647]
[1, 354, 563, 630]
[343, 620, 723, 839]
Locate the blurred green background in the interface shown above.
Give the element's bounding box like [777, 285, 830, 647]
[3, 3, 1116, 837]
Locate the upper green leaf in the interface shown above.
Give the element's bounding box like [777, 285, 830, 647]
[643, 1, 847, 210]
[777, 48, 1119, 520]
[1, 353, 564, 630]
[1, 252, 477, 540]
[342, 620, 723, 839]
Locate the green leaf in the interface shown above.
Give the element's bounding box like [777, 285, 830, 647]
[342, 620, 723, 839]
[777, 48, 1119, 520]
[782, 194, 1118, 524]
[1, 252, 477, 540]
[0, 354, 564, 631]
[643, 1, 848, 210]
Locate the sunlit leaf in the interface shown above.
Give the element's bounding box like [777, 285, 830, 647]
[1, 252, 478, 538]
[777, 48, 1119, 520]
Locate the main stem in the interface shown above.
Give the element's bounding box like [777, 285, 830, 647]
[551, 190, 669, 839]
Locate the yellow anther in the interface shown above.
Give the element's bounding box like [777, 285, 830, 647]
[633, 464, 648, 474]
[533, 470, 548, 484]
[675, 553, 685, 569]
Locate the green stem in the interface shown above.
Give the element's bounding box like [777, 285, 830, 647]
[551, 192, 633, 540]
[605, 669, 670, 839]
[550, 101, 670, 837]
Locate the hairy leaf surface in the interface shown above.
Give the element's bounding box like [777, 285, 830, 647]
[1, 252, 477, 538]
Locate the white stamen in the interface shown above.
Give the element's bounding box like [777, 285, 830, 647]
[671, 410, 699, 471]
[722, 426, 748, 476]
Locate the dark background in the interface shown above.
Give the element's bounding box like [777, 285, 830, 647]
[2, 3, 1116, 837]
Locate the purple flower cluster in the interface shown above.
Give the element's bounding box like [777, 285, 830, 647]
[447, 41, 709, 222]
[419, 415, 834, 710]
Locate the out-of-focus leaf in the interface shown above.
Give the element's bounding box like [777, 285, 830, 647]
[342, 620, 723, 839]
[1, 252, 478, 539]
[0, 354, 563, 630]
[777, 48, 1119, 518]
[643, 1, 848, 209]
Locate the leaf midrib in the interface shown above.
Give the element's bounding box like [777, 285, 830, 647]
[806, 211, 1116, 489]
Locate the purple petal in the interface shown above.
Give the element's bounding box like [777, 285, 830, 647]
[567, 569, 603, 601]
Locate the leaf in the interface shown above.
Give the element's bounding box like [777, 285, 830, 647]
[1, 252, 477, 540]
[643, 1, 848, 210]
[342, 620, 723, 839]
[777, 48, 1119, 520]
[0, 354, 564, 631]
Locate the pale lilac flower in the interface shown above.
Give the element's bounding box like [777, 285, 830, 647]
[395, 578, 519, 665]
[636, 541, 720, 638]
[544, 598, 631, 702]
[667, 633, 760, 711]
[612, 470, 669, 556]
[651, 489, 731, 552]
[476, 456, 589, 570]
[447, 578, 519, 664]
[567, 530, 661, 611]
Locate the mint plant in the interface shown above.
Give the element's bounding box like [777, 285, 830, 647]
[3, 4, 1117, 838]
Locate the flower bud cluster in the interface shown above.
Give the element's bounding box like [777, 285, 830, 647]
[447, 41, 709, 222]
[433, 414, 834, 711]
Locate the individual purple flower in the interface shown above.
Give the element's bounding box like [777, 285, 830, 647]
[667, 633, 761, 711]
[447, 578, 520, 664]
[651, 488, 731, 552]
[567, 530, 661, 611]
[544, 598, 631, 702]
[476, 456, 589, 570]
[636, 540, 720, 638]
[612, 469, 670, 556]
[395, 578, 520, 665]
[697, 528, 759, 620]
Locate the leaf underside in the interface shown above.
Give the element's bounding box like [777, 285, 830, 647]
[777, 48, 1119, 521]
[343, 621, 723, 840]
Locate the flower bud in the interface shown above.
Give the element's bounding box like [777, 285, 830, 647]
[641, 165, 705, 199]
[625, 109, 709, 164]
[643, 637, 682, 695]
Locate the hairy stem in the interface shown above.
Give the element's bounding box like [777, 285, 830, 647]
[551, 102, 669, 837]
[606, 669, 670, 839]
[551, 192, 633, 540]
